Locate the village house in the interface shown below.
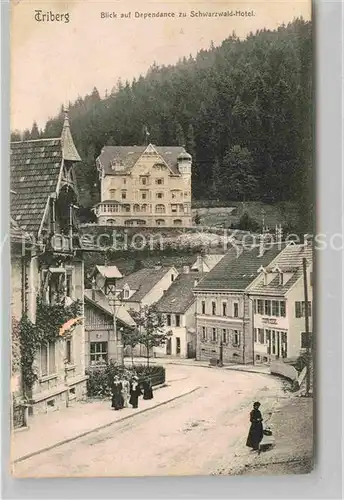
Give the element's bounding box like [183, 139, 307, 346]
[10, 111, 88, 419]
[94, 143, 192, 227]
[194, 242, 286, 364]
[115, 265, 179, 312]
[155, 268, 201, 358]
[247, 242, 313, 363]
[84, 288, 136, 367]
[191, 253, 226, 274]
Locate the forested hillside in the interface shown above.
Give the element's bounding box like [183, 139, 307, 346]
[12, 18, 313, 232]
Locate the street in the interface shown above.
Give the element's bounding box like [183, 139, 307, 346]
[14, 364, 290, 478]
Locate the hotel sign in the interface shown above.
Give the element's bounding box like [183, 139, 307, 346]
[261, 317, 278, 325]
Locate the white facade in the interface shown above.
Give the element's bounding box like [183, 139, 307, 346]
[251, 265, 313, 363]
[95, 144, 192, 227]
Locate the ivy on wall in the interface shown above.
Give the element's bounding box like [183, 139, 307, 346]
[19, 298, 83, 395]
[11, 317, 21, 376]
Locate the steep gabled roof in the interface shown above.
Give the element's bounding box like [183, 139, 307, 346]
[84, 290, 136, 327]
[155, 272, 201, 314]
[191, 253, 226, 272]
[10, 138, 63, 234]
[195, 243, 287, 292]
[116, 266, 175, 302]
[97, 144, 190, 176]
[248, 244, 313, 296]
[10, 217, 33, 244]
[10, 113, 81, 236]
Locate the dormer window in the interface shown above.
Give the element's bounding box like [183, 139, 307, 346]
[279, 272, 284, 286]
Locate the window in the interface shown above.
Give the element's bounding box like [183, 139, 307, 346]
[110, 189, 116, 200]
[212, 301, 216, 315]
[201, 301, 206, 314]
[121, 191, 127, 200]
[166, 314, 171, 326]
[257, 300, 264, 314]
[222, 329, 227, 343]
[233, 302, 239, 318]
[156, 192, 164, 199]
[202, 327, 206, 340]
[175, 315, 180, 327]
[222, 302, 227, 316]
[264, 300, 271, 315]
[133, 204, 140, 212]
[123, 178, 127, 185]
[141, 191, 147, 200]
[123, 288, 130, 299]
[233, 330, 240, 347]
[295, 301, 312, 318]
[66, 271, 73, 298]
[155, 204, 165, 213]
[172, 192, 176, 199]
[40, 342, 56, 377]
[212, 328, 217, 342]
[254, 328, 257, 343]
[90, 342, 108, 364]
[280, 301, 286, 317]
[301, 332, 311, 349]
[258, 328, 264, 344]
[171, 274, 175, 282]
[141, 204, 147, 212]
[171, 204, 178, 213]
[66, 339, 72, 364]
[140, 176, 148, 185]
[156, 178, 164, 185]
[272, 300, 279, 316]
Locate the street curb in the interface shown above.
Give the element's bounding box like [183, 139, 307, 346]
[165, 361, 271, 376]
[12, 386, 201, 465]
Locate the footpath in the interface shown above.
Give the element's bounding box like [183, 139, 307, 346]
[216, 395, 313, 476]
[12, 378, 200, 464]
[128, 356, 271, 375]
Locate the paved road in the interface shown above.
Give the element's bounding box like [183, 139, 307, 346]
[14, 365, 285, 478]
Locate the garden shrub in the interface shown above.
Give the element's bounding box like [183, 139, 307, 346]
[86, 362, 166, 398]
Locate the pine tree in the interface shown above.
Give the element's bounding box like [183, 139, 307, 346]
[175, 122, 185, 146]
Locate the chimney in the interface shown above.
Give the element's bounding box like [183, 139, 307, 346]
[304, 234, 313, 247]
[183, 265, 190, 274]
[91, 277, 96, 301]
[258, 238, 265, 257]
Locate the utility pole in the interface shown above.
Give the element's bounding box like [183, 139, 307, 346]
[303, 257, 311, 395]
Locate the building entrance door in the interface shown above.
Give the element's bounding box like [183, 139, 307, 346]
[166, 338, 172, 355]
[176, 337, 181, 355]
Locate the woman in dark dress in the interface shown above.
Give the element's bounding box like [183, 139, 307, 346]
[142, 378, 154, 400]
[246, 401, 264, 451]
[129, 376, 142, 409]
[111, 376, 124, 410]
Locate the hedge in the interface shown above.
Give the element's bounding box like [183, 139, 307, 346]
[86, 362, 166, 398]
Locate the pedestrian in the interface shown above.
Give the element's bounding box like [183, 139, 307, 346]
[111, 375, 124, 411]
[121, 375, 130, 408]
[129, 375, 142, 409]
[246, 401, 264, 451]
[142, 377, 153, 400]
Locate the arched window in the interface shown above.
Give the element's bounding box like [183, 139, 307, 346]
[155, 204, 165, 214]
[156, 219, 165, 226]
[106, 219, 116, 225]
[141, 204, 147, 213]
[133, 204, 140, 212]
[173, 219, 182, 226]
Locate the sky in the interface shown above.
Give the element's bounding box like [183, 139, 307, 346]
[11, 0, 311, 131]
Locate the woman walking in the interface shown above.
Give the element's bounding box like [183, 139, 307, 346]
[121, 376, 130, 408]
[111, 375, 124, 411]
[246, 401, 264, 451]
[129, 375, 142, 409]
[142, 377, 154, 400]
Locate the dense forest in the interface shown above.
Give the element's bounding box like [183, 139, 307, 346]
[12, 18, 313, 232]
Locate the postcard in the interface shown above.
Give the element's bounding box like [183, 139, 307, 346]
[10, 0, 313, 478]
